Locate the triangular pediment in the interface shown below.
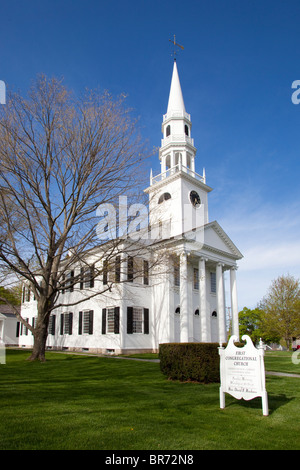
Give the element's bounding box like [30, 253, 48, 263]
[203, 221, 243, 259]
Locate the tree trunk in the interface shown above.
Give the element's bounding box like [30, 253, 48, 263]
[27, 313, 50, 362]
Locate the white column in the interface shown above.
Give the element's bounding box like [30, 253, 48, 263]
[180, 252, 189, 342]
[199, 257, 208, 342]
[161, 155, 166, 177]
[216, 263, 226, 343]
[171, 151, 175, 172]
[230, 267, 239, 340]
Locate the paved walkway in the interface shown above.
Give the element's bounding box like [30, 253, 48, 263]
[266, 371, 300, 378]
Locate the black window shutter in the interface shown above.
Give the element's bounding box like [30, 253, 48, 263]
[69, 312, 73, 335]
[60, 314, 64, 335]
[127, 257, 134, 282]
[127, 307, 133, 334]
[115, 256, 121, 283]
[90, 266, 94, 288]
[51, 315, 56, 336]
[102, 308, 106, 334]
[103, 260, 108, 285]
[143, 260, 149, 285]
[114, 307, 120, 334]
[144, 308, 149, 334]
[16, 322, 20, 337]
[89, 310, 94, 335]
[61, 274, 65, 295]
[78, 311, 83, 335]
[70, 270, 74, 292]
[80, 268, 84, 290]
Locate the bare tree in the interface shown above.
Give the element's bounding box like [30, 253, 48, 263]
[0, 75, 153, 361]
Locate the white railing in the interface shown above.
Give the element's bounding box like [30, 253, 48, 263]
[161, 134, 194, 148]
[151, 163, 205, 186]
[163, 111, 191, 122]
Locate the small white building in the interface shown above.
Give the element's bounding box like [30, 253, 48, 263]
[0, 305, 20, 346]
[19, 60, 243, 354]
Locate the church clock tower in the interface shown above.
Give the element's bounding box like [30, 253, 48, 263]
[145, 60, 212, 240]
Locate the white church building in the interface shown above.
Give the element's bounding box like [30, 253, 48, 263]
[19, 60, 243, 354]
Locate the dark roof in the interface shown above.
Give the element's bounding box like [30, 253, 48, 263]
[0, 304, 20, 317]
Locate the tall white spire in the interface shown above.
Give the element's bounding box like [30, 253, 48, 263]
[167, 60, 186, 115]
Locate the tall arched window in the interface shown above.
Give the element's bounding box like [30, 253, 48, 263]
[166, 125, 171, 137]
[165, 155, 171, 170]
[184, 125, 189, 136]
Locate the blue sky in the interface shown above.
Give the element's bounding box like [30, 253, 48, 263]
[1, 0, 300, 309]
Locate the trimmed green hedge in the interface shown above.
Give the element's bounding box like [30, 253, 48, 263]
[159, 342, 223, 384]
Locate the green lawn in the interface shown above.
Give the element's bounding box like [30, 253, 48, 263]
[0, 349, 299, 450]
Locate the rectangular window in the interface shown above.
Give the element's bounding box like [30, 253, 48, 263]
[60, 312, 73, 335]
[80, 266, 95, 289]
[63, 313, 69, 334]
[132, 307, 143, 333]
[65, 271, 74, 292]
[107, 307, 115, 333]
[210, 272, 216, 293]
[83, 311, 90, 334]
[127, 307, 149, 334]
[24, 318, 29, 335]
[193, 268, 199, 290]
[78, 310, 93, 335]
[174, 264, 180, 287]
[101, 307, 119, 334]
[48, 315, 56, 335]
[127, 256, 134, 282]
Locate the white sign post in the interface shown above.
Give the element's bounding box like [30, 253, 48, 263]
[219, 335, 268, 416]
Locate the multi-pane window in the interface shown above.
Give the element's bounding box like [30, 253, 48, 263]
[101, 307, 119, 334]
[48, 315, 56, 335]
[127, 307, 149, 334]
[65, 271, 74, 292]
[107, 307, 116, 333]
[210, 272, 216, 293]
[80, 265, 94, 289]
[174, 264, 180, 287]
[60, 312, 73, 335]
[22, 286, 30, 302]
[193, 268, 199, 290]
[127, 256, 134, 282]
[78, 310, 93, 335]
[132, 307, 143, 333]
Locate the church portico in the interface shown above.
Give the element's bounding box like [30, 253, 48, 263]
[170, 244, 241, 344]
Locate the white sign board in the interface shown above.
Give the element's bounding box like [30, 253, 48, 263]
[219, 335, 268, 416]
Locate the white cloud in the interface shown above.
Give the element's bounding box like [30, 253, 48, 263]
[215, 193, 300, 309]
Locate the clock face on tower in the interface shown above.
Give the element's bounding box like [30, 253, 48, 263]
[189, 190, 201, 208]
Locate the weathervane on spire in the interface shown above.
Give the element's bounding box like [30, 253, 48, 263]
[169, 35, 184, 60]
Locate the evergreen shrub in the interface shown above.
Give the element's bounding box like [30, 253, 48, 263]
[159, 342, 222, 383]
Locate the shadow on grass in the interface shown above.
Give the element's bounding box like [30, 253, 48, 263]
[226, 393, 295, 415]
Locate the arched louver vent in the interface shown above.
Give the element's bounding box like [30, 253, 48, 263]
[158, 192, 171, 204]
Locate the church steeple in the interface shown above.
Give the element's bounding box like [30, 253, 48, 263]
[159, 60, 196, 177]
[145, 59, 212, 239]
[167, 60, 186, 115]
